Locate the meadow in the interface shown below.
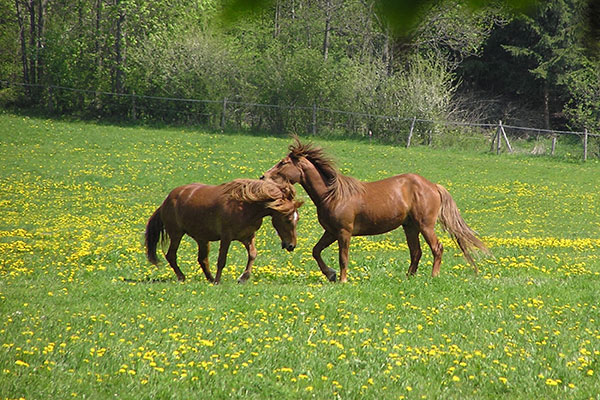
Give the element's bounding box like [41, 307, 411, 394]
[1, 112, 599, 399]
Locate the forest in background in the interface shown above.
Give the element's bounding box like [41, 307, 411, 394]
[1, 0, 599, 140]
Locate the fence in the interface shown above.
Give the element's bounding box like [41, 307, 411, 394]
[2, 80, 598, 160]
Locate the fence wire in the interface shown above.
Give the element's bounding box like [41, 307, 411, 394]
[2, 81, 598, 150]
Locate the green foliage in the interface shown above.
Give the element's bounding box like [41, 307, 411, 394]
[562, 60, 600, 132]
[2, 0, 598, 136]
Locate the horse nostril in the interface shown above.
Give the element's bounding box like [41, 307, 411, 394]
[259, 175, 265, 180]
[286, 244, 295, 252]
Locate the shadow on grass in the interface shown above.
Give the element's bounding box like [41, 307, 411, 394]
[121, 277, 175, 284]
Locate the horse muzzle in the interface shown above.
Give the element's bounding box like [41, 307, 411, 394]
[282, 243, 295, 252]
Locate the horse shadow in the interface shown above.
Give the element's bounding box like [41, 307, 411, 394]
[121, 277, 174, 284]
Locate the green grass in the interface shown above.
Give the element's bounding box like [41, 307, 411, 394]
[1, 112, 599, 399]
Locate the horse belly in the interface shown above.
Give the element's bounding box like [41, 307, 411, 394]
[354, 200, 408, 235]
[353, 213, 406, 235]
[179, 212, 222, 242]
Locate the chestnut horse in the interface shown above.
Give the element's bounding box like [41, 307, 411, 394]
[145, 179, 303, 283]
[261, 138, 489, 282]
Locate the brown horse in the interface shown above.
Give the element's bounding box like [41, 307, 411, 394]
[145, 179, 303, 283]
[261, 138, 490, 282]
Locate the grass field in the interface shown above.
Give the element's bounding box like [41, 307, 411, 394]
[1, 112, 599, 399]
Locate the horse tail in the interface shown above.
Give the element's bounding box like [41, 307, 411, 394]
[145, 206, 166, 265]
[436, 184, 490, 273]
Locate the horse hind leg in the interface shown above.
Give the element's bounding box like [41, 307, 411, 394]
[402, 222, 422, 276]
[165, 230, 186, 282]
[196, 240, 214, 283]
[420, 226, 443, 277]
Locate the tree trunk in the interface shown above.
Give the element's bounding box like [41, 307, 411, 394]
[15, 0, 30, 86]
[36, 0, 48, 84]
[383, 28, 393, 76]
[273, 0, 280, 38]
[543, 80, 550, 130]
[114, 0, 125, 94]
[27, 0, 36, 84]
[322, 0, 331, 61]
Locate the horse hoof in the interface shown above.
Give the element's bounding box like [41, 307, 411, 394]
[328, 274, 337, 282]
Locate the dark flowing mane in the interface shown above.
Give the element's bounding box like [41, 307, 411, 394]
[288, 137, 365, 204]
[226, 179, 297, 214]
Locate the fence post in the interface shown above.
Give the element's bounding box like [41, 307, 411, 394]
[220, 97, 227, 130]
[499, 120, 513, 153]
[131, 91, 136, 121]
[583, 128, 588, 161]
[551, 136, 556, 155]
[496, 121, 502, 154]
[312, 102, 317, 135]
[406, 116, 416, 148]
[48, 86, 54, 113]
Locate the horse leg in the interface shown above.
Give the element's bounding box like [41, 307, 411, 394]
[403, 222, 422, 276]
[196, 240, 214, 283]
[165, 231, 186, 282]
[312, 231, 337, 282]
[237, 236, 257, 284]
[421, 226, 443, 277]
[337, 230, 352, 283]
[214, 239, 231, 284]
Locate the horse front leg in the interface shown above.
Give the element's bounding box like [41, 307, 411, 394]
[237, 236, 257, 284]
[214, 239, 232, 284]
[337, 230, 352, 283]
[312, 231, 337, 282]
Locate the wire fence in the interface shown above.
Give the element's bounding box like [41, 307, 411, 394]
[2, 80, 598, 160]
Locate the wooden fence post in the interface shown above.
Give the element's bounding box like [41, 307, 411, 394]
[220, 97, 227, 130]
[48, 86, 54, 113]
[496, 121, 502, 155]
[551, 136, 556, 155]
[131, 91, 136, 121]
[406, 116, 416, 148]
[499, 120, 513, 153]
[583, 128, 588, 161]
[490, 126, 497, 152]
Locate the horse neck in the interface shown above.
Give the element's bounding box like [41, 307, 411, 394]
[298, 158, 330, 207]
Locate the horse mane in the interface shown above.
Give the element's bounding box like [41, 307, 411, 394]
[226, 179, 297, 214]
[288, 136, 365, 204]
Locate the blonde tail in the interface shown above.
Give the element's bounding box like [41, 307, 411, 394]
[436, 184, 490, 273]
